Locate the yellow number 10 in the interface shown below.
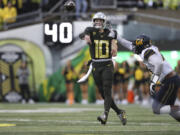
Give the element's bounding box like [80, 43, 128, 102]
[94, 40, 109, 58]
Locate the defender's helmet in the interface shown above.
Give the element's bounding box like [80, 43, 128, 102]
[133, 35, 151, 54]
[92, 12, 106, 29]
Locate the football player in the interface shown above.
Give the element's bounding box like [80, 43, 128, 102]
[118, 35, 180, 122]
[80, 12, 127, 125]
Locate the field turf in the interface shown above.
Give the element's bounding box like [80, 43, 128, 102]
[0, 103, 179, 135]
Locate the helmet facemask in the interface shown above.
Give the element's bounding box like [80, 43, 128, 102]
[92, 12, 106, 29]
[93, 19, 105, 29]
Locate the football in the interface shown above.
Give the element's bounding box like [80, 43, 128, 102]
[64, 0, 76, 11]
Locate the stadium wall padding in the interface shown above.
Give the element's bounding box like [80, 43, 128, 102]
[0, 39, 46, 91]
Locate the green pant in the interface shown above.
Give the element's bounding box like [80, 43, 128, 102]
[92, 61, 120, 114]
[92, 61, 113, 99]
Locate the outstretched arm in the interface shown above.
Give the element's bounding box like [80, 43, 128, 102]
[117, 35, 134, 51]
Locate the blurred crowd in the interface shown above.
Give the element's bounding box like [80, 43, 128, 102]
[0, 0, 41, 24]
[62, 57, 180, 106]
[0, 0, 180, 25]
[137, 0, 180, 10]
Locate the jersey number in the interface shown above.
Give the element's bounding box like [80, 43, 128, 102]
[94, 40, 109, 58]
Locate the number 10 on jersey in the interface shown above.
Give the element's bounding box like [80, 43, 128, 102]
[94, 40, 109, 58]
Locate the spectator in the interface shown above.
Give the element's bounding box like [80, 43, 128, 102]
[3, 1, 17, 23]
[40, 0, 49, 11]
[0, 0, 4, 8]
[22, 0, 35, 13]
[144, 0, 163, 8]
[14, 0, 23, 14]
[121, 61, 130, 105]
[141, 63, 151, 106]
[62, 60, 76, 104]
[137, 0, 146, 9]
[133, 61, 144, 104]
[76, 0, 88, 20]
[17, 61, 34, 104]
[163, 0, 170, 9]
[169, 0, 178, 10]
[112, 62, 121, 104]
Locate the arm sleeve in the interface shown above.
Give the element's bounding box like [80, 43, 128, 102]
[148, 54, 163, 75]
[117, 35, 134, 51]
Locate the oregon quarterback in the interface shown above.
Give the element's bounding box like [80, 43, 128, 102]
[80, 12, 127, 125]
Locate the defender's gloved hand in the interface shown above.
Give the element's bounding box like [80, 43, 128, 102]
[150, 82, 156, 96]
[150, 74, 159, 96]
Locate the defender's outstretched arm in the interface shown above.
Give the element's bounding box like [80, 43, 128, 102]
[117, 35, 134, 51]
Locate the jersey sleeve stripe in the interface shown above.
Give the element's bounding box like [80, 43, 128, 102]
[144, 49, 155, 60]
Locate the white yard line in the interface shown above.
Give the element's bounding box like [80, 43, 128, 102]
[0, 118, 177, 126]
[0, 108, 101, 113]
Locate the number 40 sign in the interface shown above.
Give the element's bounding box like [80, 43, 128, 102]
[44, 22, 73, 45]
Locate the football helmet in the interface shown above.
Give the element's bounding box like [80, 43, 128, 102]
[92, 12, 106, 29]
[133, 35, 151, 54]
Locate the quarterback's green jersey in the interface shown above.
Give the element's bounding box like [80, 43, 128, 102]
[84, 27, 117, 60]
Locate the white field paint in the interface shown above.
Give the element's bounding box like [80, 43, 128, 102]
[0, 118, 177, 126]
[0, 108, 101, 113]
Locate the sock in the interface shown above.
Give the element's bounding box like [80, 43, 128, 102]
[160, 105, 171, 114]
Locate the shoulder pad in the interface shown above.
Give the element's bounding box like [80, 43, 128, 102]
[144, 49, 155, 61]
[107, 29, 117, 39]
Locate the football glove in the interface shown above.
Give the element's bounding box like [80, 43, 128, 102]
[150, 74, 159, 96]
[150, 82, 156, 96]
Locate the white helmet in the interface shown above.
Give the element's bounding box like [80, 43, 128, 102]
[92, 12, 106, 29]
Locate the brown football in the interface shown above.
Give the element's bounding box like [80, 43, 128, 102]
[64, 0, 76, 11]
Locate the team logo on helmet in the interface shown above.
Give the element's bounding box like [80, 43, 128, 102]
[133, 35, 151, 54]
[135, 39, 143, 46]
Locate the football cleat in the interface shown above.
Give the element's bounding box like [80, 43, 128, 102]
[117, 110, 127, 125]
[97, 112, 108, 125]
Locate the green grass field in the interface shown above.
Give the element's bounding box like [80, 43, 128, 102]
[0, 103, 179, 135]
